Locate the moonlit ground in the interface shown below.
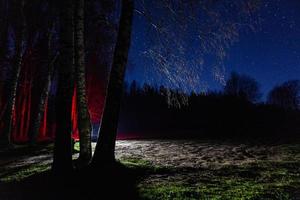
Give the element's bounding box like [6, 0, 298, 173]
[0, 140, 298, 179]
[115, 140, 293, 168]
[116, 140, 300, 199]
[0, 140, 299, 199]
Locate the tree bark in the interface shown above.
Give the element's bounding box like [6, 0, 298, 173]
[0, 0, 25, 146]
[52, 0, 74, 175]
[74, 0, 92, 166]
[29, 56, 57, 144]
[92, 0, 134, 166]
[29, 24, 57, 144]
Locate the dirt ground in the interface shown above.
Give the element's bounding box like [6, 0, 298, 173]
[115, 140, 295, 168]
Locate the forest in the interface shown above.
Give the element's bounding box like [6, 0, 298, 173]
[118, 77, 300, 140]
[0, 0, 299, 199]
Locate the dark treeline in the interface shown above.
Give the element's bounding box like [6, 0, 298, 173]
[119, 79, 300, 139]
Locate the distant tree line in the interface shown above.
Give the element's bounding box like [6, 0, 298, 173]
[119, 73, 300, 139]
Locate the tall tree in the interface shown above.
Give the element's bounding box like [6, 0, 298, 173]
[29, 15, 57, 144]
[74, 0, 92, 166]
[52, 0, 74, 174]
[92, 0, 134, 165]
[0, 0, 25, 146]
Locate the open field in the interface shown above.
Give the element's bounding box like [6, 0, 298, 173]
[0, 139, 299, 199]
[116, 140, 300, 200]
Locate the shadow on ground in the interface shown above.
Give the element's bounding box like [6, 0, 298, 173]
[0, 163, 145, 200]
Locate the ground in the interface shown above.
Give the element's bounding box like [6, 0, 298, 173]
[0, 139, 299, 199]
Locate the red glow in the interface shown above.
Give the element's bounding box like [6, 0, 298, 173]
[71, 86, 79, 141]
[0, 48, 107, 143]
[37, 97, 48, 141]
[86, 53, 107, 124]
[12, 48, 34, 142]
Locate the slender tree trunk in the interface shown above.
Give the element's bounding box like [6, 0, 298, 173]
[0, 0, 25, 146]
[91, 0, 134, 166]
[74, 0, 92, 166]
[29, 0, 58, 144]
[52, 0, 74, 175]
[29, 7, 57, 144]
[30, 22, 57, 145]
[29, 52, 57, 144]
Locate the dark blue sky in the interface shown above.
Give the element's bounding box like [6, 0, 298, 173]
[125, 0, 300, 100]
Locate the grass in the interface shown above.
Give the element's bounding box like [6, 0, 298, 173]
[122, 144, 300, 200]
[120, 157, 153, 169]
[119, 157, 170, 173]
[137, 160, 300, 200]
[2, 158, 297, 199]
[0, 142, 299, 199]
[74, 141, 80, 152]
[0, 144, 53, 183]
[0, 163, 51, 183]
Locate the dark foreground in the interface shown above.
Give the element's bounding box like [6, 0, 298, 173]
[0, 139, 299, 200]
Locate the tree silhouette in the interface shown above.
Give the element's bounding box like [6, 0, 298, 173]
[74, 0, 92, 166]
[92, 0, 134, 165]
[267, 80, 300, 110]
[224, 71, 261, 103]
[52, 0, 74, 175]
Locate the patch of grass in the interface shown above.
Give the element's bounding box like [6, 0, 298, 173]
[137, 160, 300, 200]
[119, 157, 170, 174]
[0, 163, 51, 183]
[139, 176, 293, 200]
[139, 184, 203, 200]
[278, 144, 300, 161]
[117, 145, 300, 200]
[0, 143, 54, 157]
[74, 141, 80, 152]
[120, 158, 152, 168]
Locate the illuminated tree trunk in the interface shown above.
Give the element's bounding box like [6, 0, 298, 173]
[52, 0, 74, 174]
[92, 0, 134, 165]
[0, 0, 25, 146]
[29, 26, 56, 144]
[74, 0, 92, 166]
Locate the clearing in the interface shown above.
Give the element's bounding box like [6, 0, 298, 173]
[0, 139, 299, 199]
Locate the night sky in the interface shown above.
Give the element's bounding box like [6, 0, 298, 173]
[125, 0, 300, 100]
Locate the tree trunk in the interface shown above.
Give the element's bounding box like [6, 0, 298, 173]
[0, 0, 25, 146]
[52, 0, 74, 175]
[29, 24, 57, 144]
[91, 0, 134, 166]
[74, 0, 92, 166]
[29, 56, 57, 144]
